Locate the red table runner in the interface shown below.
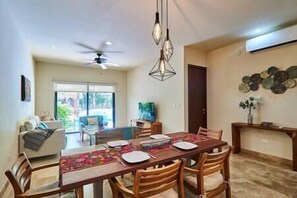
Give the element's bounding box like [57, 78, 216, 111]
[60, 134, 211, 173]
[60, 145, 135, 173]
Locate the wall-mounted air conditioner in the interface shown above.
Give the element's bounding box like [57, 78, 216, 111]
[246, 24, 297, 53]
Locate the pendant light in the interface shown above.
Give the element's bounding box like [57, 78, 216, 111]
[152, 0, 162, 45]
[149, 49, 176, 81]
[162, 0, 173, 61]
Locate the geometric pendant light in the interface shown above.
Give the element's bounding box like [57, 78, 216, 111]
[149, 49, 176, 81]
[162, 0, 173, 61]
[152, 0, 162, 45]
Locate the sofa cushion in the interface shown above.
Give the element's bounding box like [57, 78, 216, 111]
[24, 119, 37, 131]
[37, 122, 49, 130]
[87, 117, 98, 125]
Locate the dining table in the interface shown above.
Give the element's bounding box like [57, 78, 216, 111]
[59, 131, 228, 198]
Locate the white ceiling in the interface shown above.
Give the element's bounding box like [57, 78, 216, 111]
[6, 0, 297, 70]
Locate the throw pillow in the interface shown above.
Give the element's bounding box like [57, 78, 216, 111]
[36, 122, 49, 130]
[87, 117, 98, 125]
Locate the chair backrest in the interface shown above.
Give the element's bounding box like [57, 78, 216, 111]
[95, 129, 123, 144]
[197, 146, 232, 196]
[133, 127, 152, 139]
[133, 159, 185, 198]
[5, 153, 32, 196]
[198, 127, 223, 140]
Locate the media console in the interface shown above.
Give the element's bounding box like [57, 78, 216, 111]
[231, 122, 297, 171]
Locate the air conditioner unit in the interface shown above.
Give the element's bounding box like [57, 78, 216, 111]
[246, 24, 297, 53]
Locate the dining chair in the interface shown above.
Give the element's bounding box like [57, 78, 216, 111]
[95, 129, 123, 145]
[108, 159, 186, 198]
[197, 127, 223, 142]
[5, 152, 83, 198]
[183, 145, 232, 198]
[132, 127, 152, 139]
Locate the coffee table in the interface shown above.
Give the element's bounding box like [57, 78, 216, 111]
[81, 126, 101, 145]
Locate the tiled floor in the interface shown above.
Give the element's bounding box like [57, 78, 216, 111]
[4, 133, 297, 197]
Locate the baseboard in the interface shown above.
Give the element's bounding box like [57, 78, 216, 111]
[0, 180, 10, 198]
[241, 148, 292, 168]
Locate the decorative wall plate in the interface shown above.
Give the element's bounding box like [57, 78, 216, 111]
[260, 70, 270, 79]
[249, 82, 259, 91]
[267, 66, 279, 75]
[274, 71, 288, 82]
[239, 83, 250, 93]
[261, 78, 274, 89]
[286, 66, 297, 79]
[271, 83, 287, 94]
[242, 76, 250, 83]
[250, 73, 262, 84]
[283, 79, 296, 88]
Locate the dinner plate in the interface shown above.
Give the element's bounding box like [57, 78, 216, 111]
[107, 140, 129, 147]
[173, 142, 197, 150]
[121, 151, 150, 163]
[150, 134, 170, 139]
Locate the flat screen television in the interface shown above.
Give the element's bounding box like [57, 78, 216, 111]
[138, 102, 155, 122]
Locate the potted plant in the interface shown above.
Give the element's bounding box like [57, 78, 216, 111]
[239, 97, 256, 125]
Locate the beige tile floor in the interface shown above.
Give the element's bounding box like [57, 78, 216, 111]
[3, 133, 297, 197]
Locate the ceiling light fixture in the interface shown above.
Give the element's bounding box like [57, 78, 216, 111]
[152, 0, 162, 45]
[105, 41, 113, 46]
[149, 49, 176, 81]
[149, 0, 176, 81]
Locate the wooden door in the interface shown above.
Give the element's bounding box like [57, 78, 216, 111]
[188, 65, 207, 133]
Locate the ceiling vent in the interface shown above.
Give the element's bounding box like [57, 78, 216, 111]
[246, 24, 297, 53]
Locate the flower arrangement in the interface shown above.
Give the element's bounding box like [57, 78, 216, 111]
[239, 96, 256, 115]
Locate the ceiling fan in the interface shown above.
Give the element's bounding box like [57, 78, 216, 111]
[76, 42, 122, 70]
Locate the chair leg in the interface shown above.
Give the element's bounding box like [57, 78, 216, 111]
[226, 185, 231, 198]
[75, 187, 84, 198]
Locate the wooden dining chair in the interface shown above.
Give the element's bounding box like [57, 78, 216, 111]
[5, 152, 83, 198]
[132, 127, 152, 139]
[108, 159, 186, 198]
[183, 145, 232, 198]
[95, 129, 123, 145]
[198, 127, 223, 141]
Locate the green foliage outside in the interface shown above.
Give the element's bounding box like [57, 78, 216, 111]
[57, 104, 73, 129]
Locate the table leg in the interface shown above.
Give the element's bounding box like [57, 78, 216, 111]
[292, 131, 297, 171]
[232, 124, 241, 154]
[93, 180, 103, 198]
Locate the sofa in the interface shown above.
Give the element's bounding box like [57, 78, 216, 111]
[90, 126, 140, 145]
[19, 116, 66, 158]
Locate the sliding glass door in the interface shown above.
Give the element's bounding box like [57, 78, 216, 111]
[54, 82, 115, 132]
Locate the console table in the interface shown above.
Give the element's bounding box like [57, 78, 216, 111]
[231, 122, 297, 171]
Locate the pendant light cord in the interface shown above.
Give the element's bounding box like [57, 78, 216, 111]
[156, 0, 158, 11]
[166, 0, 168, 29]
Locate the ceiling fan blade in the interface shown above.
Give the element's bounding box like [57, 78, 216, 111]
[83, 61, 96, 66]
[75, 42, 98, 51]
[98, 64, 107, 70]
[80, 50, 100, 54]
[104, 62, 120, 67]
[102, 50, 123, 53]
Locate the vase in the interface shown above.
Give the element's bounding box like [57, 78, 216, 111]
[247, 113, 253, 125]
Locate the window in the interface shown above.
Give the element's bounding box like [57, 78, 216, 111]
[54, 82, 115, 133]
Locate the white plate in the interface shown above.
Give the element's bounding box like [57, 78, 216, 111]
[121, 151, 150, 163]
[107, 140, 129, 147]
[173, 142, 197, 150]
[150, 134, 170, 139]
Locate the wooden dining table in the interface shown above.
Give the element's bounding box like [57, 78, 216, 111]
[59, 132, 228, 198]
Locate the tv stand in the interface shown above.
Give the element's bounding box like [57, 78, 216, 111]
[131, 119, 162, 134]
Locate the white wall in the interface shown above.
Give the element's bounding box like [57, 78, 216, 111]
[35, 62, 127, 127]
[0, 0, 34, 190]
[127, 46, 184, 133]
[207, 41, 297, 160]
